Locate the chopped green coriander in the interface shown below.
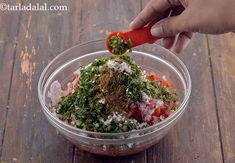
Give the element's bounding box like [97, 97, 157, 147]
[51, 54, 179, 133]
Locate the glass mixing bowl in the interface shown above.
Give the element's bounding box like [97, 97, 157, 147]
[38, 39, 191, 156]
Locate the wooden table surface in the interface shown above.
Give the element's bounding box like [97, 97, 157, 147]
[0, 0, 235, 163]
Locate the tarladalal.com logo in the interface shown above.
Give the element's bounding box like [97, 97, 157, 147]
[0, 2, 68, 11]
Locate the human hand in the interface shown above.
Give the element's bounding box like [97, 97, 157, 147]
[130, 0, 235, 53]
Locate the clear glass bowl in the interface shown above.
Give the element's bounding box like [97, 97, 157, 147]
[38, 39, 191, 156]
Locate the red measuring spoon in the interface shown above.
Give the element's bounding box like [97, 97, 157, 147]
[106, 25, 160, 54]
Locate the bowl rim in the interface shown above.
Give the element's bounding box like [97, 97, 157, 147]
[38, 39, 192, 136]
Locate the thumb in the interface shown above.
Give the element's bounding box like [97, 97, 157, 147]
[151, 14, 190, 37]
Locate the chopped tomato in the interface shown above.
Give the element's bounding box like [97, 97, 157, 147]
[152, 106, 166, 117]
[146, 117, 154, 125]
[73, 82, 79, 88]
[70, 74, 78, 82]
[160, 80, 174, 87]
[146, 72, 162, 81]
[129, 107, 142, 121]
[153, 108, 161, 117]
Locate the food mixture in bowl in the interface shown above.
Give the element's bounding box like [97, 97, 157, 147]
[48, 54, 179, 133]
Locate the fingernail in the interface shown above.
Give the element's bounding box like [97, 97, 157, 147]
[151, 24, 163, 37]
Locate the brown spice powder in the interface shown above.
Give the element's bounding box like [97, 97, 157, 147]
[96, 67, 129, 114]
